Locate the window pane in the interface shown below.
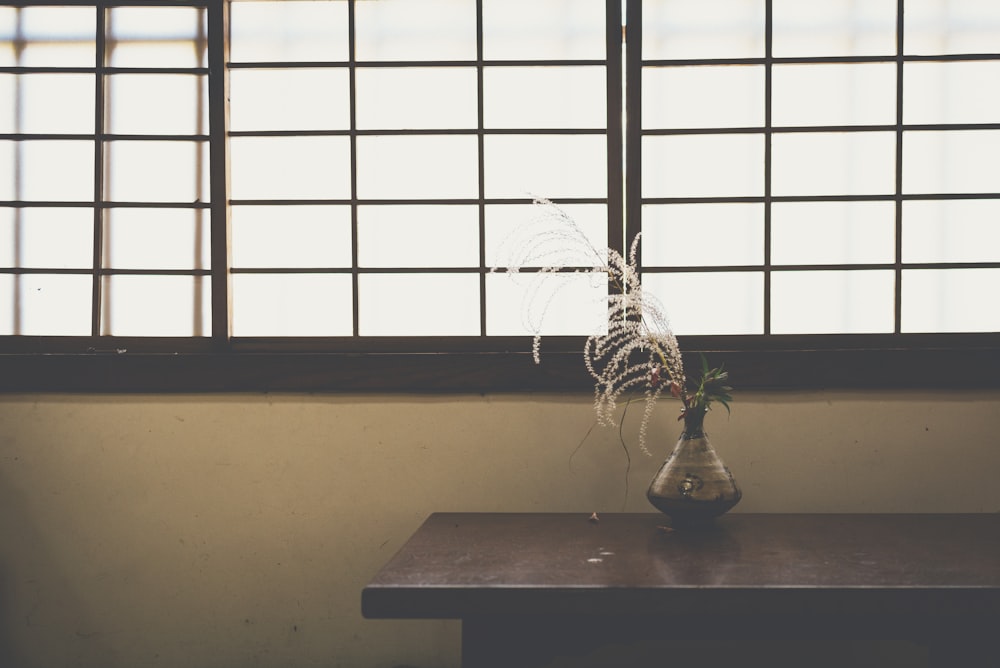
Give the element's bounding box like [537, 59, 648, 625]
[358, 205, 479, 268]
[642, 66, 764, 130]
[643, 0, 765, 60]
[484, 67, 607, 130]
[642, 203, 764, 267]
[904, 61, 1000, 125]
[903, 269, 1000, 332]
[771, 132, 895, 196]
[486, 271, 608, 336]
[102, 275, 209, 336]
[643, 134, 763, 198]
[107, 7, 205, 68]
[485, 135, 607, 199]
[0, 207, 92, 269]
[107, 140, 209, 203]
[230, 136, 351, 200]
[108, 74, 207, 135]
[0, 73, 94, 134]
[5, 6, 95, 67]
[230, 68, 350, 132]
[232, 273, 352, 337]
[360, 274, 480, 336]
[771, 201, 896, 265]
[232, 205, 352, 269]
[0, 273, 91, 335]
[5, 140, 93, 202]
[482, 0, 606, 60]
[902, 200, 1000, 263]
[355, 0, 476, 61]
[643, 272, 764, 335]
[229, 0, 349, 63]
[772, 0, 896, 57]
[355, 68, 477, 131]
[772, 270, 894, 334]
[485, 203, 608, 268]
[905, 0, 1000, 55]
[356, 136, 478, 199]
[103, 208, 209, 270]
[772, 63, 895, 127]
[903, 130, 1000, 194]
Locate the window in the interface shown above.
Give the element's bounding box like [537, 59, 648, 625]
[2, 0, 998, 391]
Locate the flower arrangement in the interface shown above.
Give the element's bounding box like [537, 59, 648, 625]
[494, 198, 732, 454]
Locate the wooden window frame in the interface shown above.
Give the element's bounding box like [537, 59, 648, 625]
[1, 0, 998, 392]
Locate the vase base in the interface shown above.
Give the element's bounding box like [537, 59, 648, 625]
[647, 496, 741, 528]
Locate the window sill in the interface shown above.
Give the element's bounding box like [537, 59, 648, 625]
[1, 336, 998, 392]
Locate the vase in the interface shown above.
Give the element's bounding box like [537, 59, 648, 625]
[646, 409, 741, 527]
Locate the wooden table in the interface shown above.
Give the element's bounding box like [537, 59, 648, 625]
[362, 513, 1000, 667]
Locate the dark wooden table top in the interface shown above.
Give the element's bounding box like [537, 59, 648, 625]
[362, 513, 1000, 619]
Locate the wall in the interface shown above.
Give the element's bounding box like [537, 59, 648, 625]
[1, 390, 998, 667]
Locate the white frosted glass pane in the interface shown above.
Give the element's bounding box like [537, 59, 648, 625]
[642, 66, 764, 130]
[485, 203, 608, 268]
[108, 141, 209, 202]
[232, 273, 352, 336]
[108, 74, 206, 135]
[905, 0, 1000, 55]
[107, 7, 206, 68]
[360, 274, 480, 336]
[642, 272, 764, 335]
[772, 270, 894, 334]
[772, 64, 895, 127]
[482, 0, 606, 60]
[103, 275, 210, 336]
[903, 269, 1000, 332]
[11, 140, 93, 202]
[772, 0, 896, 57]
[232, 205, 352, 268]
[356, 136, 478, 199]
[771, 201, 896, 265]
[230, 69, 350, 132]
[643, 0, 765, 59]
[356, 68, 477, 131]
[358, 205, 479, 268]
[0, 274, 91, 335]
[1, 74, 94, 134]
[902, 200, 1000, 263]
[230, 1, 349, 63]
[484, 67, 607, 130]
[643, 134, 763, 198]
[642, 204, 763, 267]
[0, 208, 92, 269]
[104, 208, 209, 270]
[355, 0, 476, 61]
[485, 271, 607, 336]
[11, 7, 95, 67]
[903, 131, 1000, 194]
[904, 62, 1000, 125]
[771, 132, 895, 196]
[485, 135, 607, 199]
[230, 136, 351, 200]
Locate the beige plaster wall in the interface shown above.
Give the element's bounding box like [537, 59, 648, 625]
[1, 391, 998, 667]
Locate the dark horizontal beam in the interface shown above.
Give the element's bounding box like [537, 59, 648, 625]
[1, 345, 997, 393]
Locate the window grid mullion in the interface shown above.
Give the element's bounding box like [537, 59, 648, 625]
[476, 0, 487, 338]
[347, 0, 360, 338]
[91, 3, 106, 337]
[763, 0, 773, 336]
[894, 0, 905, 335]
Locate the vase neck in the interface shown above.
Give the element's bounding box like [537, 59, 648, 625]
[682, 408, 707, 438]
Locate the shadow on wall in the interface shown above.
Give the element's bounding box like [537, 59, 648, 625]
[0, 471, 115, 668]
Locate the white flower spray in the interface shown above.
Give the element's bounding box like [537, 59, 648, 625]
[492, 197, 686, 455]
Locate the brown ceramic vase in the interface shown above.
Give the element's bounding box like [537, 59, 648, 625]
[646, 409, 741, 527]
